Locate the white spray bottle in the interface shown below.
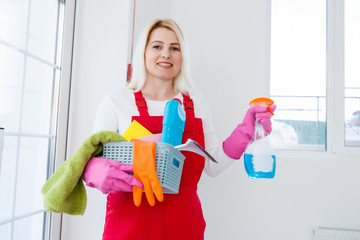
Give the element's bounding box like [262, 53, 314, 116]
[243, 98, 276, 179]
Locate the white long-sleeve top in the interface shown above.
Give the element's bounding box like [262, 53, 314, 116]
[93, 87, 234, 177]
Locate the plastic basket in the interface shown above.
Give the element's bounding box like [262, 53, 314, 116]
[102, 142, 185, 194]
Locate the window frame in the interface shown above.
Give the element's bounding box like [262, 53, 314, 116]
[45, 0, 77, 240]
[269, 0, 360, 160]
[328, 0, 360, 157]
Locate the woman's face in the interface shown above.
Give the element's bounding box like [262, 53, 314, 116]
[144, 27, 182, 83]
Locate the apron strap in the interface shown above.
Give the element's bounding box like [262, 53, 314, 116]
[134, 91, 150, 117]
[134, 91, 196, 121]
[182, 93, 196, 120]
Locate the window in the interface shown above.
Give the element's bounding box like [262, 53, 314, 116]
[344, 0, 360, 147]
[0, 0, 68, 239]
[270, 0, 326, 151]
[270, 0, 360, 154]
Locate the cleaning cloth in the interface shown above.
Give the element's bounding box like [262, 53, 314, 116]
[41, 131, 126, 215]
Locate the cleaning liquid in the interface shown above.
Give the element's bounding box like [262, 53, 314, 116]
[161, 99, 186, 146]
[244, 154, 276, 178]
[244, 98, 276, 179]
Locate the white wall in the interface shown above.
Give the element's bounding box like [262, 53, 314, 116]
[132, 0, 172, 46]
[61, 0, 360, 240]
[61, 0, 131, 239]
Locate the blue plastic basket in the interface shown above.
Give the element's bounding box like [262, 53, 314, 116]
[102, 142, 185, 194]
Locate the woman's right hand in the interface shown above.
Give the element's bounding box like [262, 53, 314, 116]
[83, 157, 143, 194]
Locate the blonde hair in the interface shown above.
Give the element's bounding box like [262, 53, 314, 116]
[127, 18, 194, 94]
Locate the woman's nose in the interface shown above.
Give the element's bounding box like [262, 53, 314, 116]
[161, 49, 170, 58]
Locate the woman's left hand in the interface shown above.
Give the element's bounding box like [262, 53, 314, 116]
[255, 104, 277, 135]
[222, 104, 276, 159]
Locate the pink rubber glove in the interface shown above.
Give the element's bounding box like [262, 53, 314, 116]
[83, 157, 143, 194]
[222, 104, 276, 159]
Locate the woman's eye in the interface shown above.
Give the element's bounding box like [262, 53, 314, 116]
[153, 45, 161, 49]
[171, 47, 180, 51]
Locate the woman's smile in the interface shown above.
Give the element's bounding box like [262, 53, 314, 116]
[157, 61, 173, 68]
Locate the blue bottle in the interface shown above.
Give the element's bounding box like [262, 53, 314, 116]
[243, 121, 276, 179]
[161, 99, 186, 146]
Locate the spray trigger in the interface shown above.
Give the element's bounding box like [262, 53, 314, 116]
[249, 97, 274, 115]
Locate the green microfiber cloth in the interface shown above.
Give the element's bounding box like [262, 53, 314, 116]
[41, 130, 126, 215]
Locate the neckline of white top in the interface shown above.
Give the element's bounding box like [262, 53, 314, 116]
[143, 92, 183, 103]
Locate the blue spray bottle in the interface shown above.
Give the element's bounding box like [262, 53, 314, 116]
[161, 98, 186, 146]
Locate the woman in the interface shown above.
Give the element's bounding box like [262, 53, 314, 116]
[83, 18, 275, 240]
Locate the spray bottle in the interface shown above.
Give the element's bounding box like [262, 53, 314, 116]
[244, 98, 276, 179]
[161, 98, 186, 146]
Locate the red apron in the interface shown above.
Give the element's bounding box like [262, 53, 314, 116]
[102, 91, 206, 240]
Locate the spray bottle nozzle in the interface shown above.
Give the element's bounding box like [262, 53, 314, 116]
[249, 97, 274, 115]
